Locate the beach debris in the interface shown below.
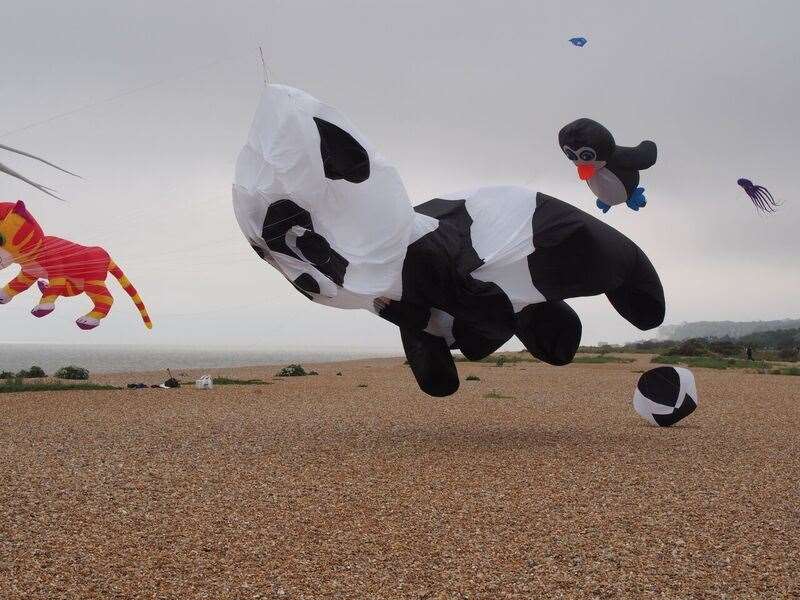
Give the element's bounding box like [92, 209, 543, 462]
[195, 375, 213, 389]
[465, 374, 480, 381]
[737, 178, 781, 213]
[569, 36, 588, 47]
[0, 201, 152, 330]
[127, 383, 148, 389]
[163, 370, 180, 388]
[559, 118, 657, 213]
[633, 366, 697, 426]
[234, 85, 665, 398]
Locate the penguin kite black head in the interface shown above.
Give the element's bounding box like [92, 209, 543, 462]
[558, 118, 615, 181]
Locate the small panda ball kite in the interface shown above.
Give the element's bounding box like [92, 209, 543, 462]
[633, 366, 697, 427]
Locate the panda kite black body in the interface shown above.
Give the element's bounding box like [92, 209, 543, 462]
[233, 86, 666, 397]
[381, 192, 665, 396]
[559, 118, 657, 213]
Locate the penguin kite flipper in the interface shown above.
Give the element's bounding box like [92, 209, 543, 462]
[614, 141, 657, 170]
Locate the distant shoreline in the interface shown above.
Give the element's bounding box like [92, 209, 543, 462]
[0, 343, 404, 375]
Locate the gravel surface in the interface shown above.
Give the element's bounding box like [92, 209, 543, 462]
[1, 355, 798, 599]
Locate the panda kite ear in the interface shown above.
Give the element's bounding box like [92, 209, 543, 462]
[313, 117, 370, 183]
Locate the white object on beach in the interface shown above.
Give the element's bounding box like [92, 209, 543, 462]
[195, 375, 213, 390]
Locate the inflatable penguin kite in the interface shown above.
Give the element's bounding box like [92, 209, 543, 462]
[233, 86, 665, 396]
[559, 118, 657, 213]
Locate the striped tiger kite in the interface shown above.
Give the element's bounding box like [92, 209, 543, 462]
[0, 200, 152, 330]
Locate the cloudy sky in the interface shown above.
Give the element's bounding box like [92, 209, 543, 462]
[1, 0, 797, 350]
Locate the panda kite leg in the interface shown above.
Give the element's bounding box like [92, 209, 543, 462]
[400, 327, 460, 397]
[528, 193, 665, 330]
[515, 301, 582, 366]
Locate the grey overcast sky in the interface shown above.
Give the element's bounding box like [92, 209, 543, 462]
[0, 0, 797, 349]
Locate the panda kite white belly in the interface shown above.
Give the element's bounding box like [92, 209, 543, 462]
[587, 168, 628, 206]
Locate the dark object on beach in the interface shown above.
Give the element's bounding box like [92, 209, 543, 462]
[164, 369, 180, 388]
[737, 179, 780, 213]
[276, 364, 311, 377]
[127, 383, 147, 389]
[466, 374, 481, 381]
[336, 372, 342, 376]
[55, 365, 90, 380]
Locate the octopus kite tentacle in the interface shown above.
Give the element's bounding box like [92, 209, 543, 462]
[737, 178, 781, 213]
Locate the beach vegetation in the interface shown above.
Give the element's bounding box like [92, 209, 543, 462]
[0, 377, 118, 394]
[55, 365, 90, 380]
[212, 377, 267, 385]
[16, 366, 47, 378]
[484, 389, 513, 399]
[275, 364, 316, 377]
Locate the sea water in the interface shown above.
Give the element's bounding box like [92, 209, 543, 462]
[0, 343, 401, 374]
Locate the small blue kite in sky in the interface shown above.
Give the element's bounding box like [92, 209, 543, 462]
[569, 37, 588, 47]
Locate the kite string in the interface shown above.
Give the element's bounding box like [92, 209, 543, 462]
[0, 51, 251, 139]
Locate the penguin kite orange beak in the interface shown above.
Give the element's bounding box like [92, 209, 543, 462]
[577, 164, 596, 180]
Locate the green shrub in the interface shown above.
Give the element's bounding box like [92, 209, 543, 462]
[665, 339, 710, 357]
[211, 377, 266, 385]
[0, 371, 16, 379]
[0, 380, 118, 394]
[16, 365, 46, 378]
[572, 355, 634, 364]
[495, 356, 506, 367]
[771, 367, 800, 376]
[275, 364, 310, 377]
[55, 365, 90, 380]
[653, 355, 773, 371]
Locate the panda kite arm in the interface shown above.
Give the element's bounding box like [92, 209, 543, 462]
[613, 141, 657, 170]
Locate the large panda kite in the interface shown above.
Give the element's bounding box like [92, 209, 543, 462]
[233, 85, 665, 396]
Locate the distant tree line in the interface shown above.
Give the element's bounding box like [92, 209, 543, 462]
[581, 328, 800, 362]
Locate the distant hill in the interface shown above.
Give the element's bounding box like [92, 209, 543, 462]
[657, 319, 800, 341]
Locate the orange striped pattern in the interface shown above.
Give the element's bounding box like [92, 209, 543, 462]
[4, 271, 36, 296]
[108, 260, 153, 329]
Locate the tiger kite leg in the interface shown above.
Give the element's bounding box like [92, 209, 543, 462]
[76, 280, 114, 330]
[31, 277, 67, 318]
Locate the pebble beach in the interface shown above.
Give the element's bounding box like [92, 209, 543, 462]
[1, 355, 798, 599]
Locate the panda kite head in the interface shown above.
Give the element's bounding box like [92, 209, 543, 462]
[558, 118, 615, 181]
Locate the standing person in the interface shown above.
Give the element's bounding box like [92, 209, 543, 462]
[746, 346, 754, 361]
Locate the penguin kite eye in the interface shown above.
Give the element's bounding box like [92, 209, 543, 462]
[579, 149, 596, 161]
[0, 234, 4, 246]
[563, 146, 578, 161]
